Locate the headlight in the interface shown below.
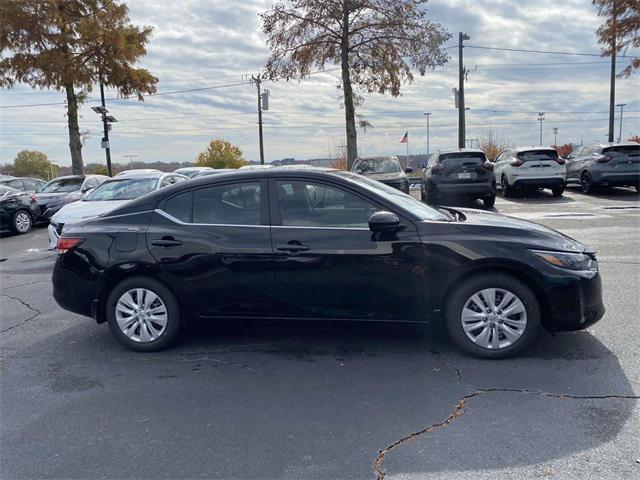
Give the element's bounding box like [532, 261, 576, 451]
[531, 250, 597, 271]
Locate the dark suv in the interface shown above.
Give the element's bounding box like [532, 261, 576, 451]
[565, 142, 640, 194]
[421, 149, 496, 208]
[352, 156, 411, 194]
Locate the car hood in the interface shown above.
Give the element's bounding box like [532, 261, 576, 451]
[444, 207, 588, 253]
[362, 172, 406, 181]
[51, 200, 130, 225]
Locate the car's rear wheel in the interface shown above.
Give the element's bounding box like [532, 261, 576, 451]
[420, 182, 427, 202]
[581, 172, 595, 194]
[445, 274, 540, 359]
[106, 277, 181, 352]
[551, 187, 565, 197]
[501, 175, 513, 197]
[12, 210, 32, 234]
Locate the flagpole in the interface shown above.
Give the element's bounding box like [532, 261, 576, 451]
[406, 132, 409, 170]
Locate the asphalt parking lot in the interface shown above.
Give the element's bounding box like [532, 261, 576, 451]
[1, 186, 639, 480]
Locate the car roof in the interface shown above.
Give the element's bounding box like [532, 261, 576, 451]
[174, 166, 212, 171]
[105, 172, 167, 181]
[437, 148, 485, 155]
[355, 155, 399, 160]
[511, 146, 557, 152]
[115, 169, 163, 176]
[588, 141, 639, 148]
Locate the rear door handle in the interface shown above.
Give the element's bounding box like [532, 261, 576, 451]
[276, 244, 310, 252]
[151, 237, 183, 247]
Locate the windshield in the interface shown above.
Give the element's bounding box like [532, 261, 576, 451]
[39, 177, 83, 193]
[440, 152, 486, 166]
[334, 171, 447, 221]
[517, 150, 558, 162]
[86, 178, 158, 201]
[354, 157, 401, 174]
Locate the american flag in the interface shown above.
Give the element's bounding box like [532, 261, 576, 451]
[400, 131, 408, 144]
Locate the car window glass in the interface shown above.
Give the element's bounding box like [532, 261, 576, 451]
[8, 179, 25, 191]
[164, 191, 192, 222]
[193, 182, 261, 225]
[160, 176, 175, 188]
[354, 157, 401, 173]
[276, 180, 377, 228]
[39, 177, 83, 193]
[440, 152, 487, 167]
[173, 175, 187, 183]
[24, 179, 42, 191]
[517, 150, 558, 162]
[603, 145, 640, 158]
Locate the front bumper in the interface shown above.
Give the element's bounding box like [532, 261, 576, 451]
[544, 270, 605, 331]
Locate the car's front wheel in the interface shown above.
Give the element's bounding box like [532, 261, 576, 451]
[501, 175, 513, 197]
[581, 172, 595, 194]
[106, 277, 181, 352]
[445, 274, 540, 359]
[12, 210, 32, 234]
[551, 187, 565, 197]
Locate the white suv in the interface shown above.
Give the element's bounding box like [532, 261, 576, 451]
[494, 147, 566, 197]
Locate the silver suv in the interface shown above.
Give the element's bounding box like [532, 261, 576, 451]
[566, 142, 640, 194]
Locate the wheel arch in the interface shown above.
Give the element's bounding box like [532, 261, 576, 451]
[441, 261, 551, 329]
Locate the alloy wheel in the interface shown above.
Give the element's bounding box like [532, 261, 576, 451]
[115, 288, 168, 343]
[581, 173, 593, 194]
[15, 212, 31, 233]
[460, 288, 527, 349]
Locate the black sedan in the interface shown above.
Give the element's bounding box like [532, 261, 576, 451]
[52, 168, 604, 358]
[0, 186, 40, 234]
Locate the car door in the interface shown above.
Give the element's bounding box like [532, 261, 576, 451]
[269, 177, 425, 321]
[146, 179, 276, 318]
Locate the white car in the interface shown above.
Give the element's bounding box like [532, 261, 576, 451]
[48, 172, 187, 249]
[173, 166, 213, 178]
[115, 169, 162, 177]
[493, 147, 567, 197]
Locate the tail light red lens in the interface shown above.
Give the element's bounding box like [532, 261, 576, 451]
[432, 163, 444, 173]
[56, 237, 84, 254]
[510, 160, 524, 167]
[483, 162, 494, 171]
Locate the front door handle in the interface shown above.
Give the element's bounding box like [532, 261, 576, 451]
[152, 237, 183, 247]
[276, 244, 310, 252]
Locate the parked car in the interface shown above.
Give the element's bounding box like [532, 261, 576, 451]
[0, 185, 40, 234]
[352, 156, 411, 193]
[0, 176, 46, 194]
[494, 147, 566, 197]
[239, 164, 274, 170]
[115, 169, 162, 177]
[173, 167, 213, 178]
[421, 149, 496, 208]
[48, 172, 187, 249]
[192, 169, 237, 178]
[52, 167, 604, 359]
[565, 142, 640, 194]
[34, 174, 110, 221]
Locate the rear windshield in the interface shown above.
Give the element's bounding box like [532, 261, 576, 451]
[439, 152, 486, 166]
[354, 157, 401, 173]
[517, 150, 558, 162]
[39, 177, 84, 193]
[603, 145, 640, 158]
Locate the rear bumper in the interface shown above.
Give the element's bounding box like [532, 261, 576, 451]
[429, 181, 494, 198]
[52, 254, 105, 320]
[544, 270, 605, 331]
[592, 172, 640, 186]
[512, 177, 566, 189]
[380, 179, 410, 194]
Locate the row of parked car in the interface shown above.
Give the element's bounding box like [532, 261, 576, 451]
[0, 166, 231, 237]
[352, 142, 640, 209]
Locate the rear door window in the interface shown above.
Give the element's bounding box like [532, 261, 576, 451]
[164, 191, 192, 222]
[193, 182, 261, 225]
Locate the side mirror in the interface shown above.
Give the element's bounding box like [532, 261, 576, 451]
[355, 168, 363, 174]
[404, 167, 413, 174]
[368, 211, 403, 233]
[81, 186, 94, 193]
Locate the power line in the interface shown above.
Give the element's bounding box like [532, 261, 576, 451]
[466, 44, 640, 58]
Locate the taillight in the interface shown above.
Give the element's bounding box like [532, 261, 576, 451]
[596, 155, 612, 163]
[510, 160, 524, 167]
[432, 163, 444, 173]
[30, 195, 37, 201]
[483, 162, 494, 171]
[56, 237, 84, 254]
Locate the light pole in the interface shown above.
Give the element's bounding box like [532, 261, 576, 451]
[537, 112, 545, 146]
[122, 154, 139, 170]
[616, 103, 626, 143]
[458, 32, 471, 149]
[552, 127, 558, 148]
[423, 112, 431, 156]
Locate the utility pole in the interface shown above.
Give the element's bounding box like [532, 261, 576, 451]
[458, 32, 470, 149]
[608, 8, 618, 142]
[91, 81, 117, 176]
[537, 112, 545, 146]
[251, 75, 269, 165]
[616, 103, 626, 142]
[552, 127, 558, 148]
[423, 112, 431, 156]
[122, 154, 139, 170]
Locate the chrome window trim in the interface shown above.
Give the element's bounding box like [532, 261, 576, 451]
[155, 208, 269, 228]
[272, 225, 370, 231]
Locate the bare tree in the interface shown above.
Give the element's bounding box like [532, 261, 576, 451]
[479, 129, 513, 161]
[261, 0, 450, 169]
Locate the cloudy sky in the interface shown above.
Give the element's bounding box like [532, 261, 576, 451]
[1, 0, 639, 167]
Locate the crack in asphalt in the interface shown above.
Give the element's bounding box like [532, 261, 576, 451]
[0, 279, 50, 292]
[0, 293, 41, 333]
[372, 386, 640, 480]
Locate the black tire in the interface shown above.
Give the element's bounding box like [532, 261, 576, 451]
[11, 210, 32, 234]
[635, 185, 639, 194]
[106, 276, 181, 352]
[420, 182, 427, 202]
[425, 190, 437, 205]
[581, 172, 595, 194]
[444, 273, 541, 359]
[551, 187, 565, 197]
[483, 195, 496, 209]
[501, 175, 513, 197]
